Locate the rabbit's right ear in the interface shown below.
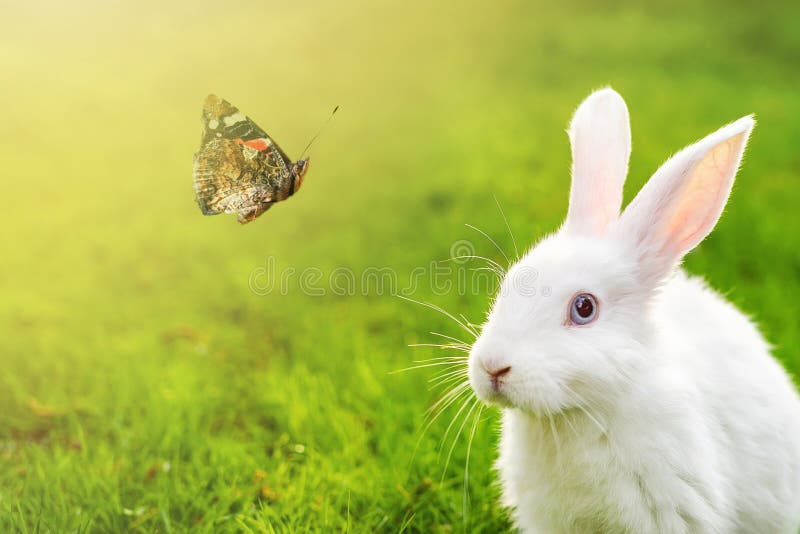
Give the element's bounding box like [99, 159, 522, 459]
[615, 116, 755, 286]
[564, 88, 631, 236]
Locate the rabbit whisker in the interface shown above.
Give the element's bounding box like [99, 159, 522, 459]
[390, 360, 465, 374]
[429, 368, 469, 386]
[465, 223, 511, 266]
[408, 342, 470, 352]
[439, 394, 476, 456]
[546, 407, 561, 461]
[429, 377, 469, 394]
[441, 396, 480, 483]
[471, 266, 505, 280]
[396, 295, 478, 340]
[462, 402, 484, 524]
[424, 381, 472, 419]
[429, 377, 469, 393]
[407, 383, 472, 470]
[444, 255, 507, 276]
[420, 384, 472, 443]
[410, 356, 467, 364]
[564, 384, 608, 423]
[563, 385, 608, 436]
[429, 331, 471, 346]
[429, 372, 469, 390]
[457, 314, 480, 338]
[493, 194, 519, 260]
[428, 377, 466, 391]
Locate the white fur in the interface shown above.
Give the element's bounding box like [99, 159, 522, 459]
[565, 88, 631, 236]
[468, 88, 800, 533]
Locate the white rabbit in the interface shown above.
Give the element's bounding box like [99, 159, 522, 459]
[467, 88, 800, 533]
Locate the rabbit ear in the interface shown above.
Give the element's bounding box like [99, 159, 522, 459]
[564, 88, 631, 236]
[615, 115, 755, 285]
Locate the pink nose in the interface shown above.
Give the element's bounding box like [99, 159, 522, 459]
[487, 365, 511, 379]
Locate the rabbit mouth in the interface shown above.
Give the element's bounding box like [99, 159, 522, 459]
[481, 388, 514, 408]
[476, 376, 578, 416]
[470, 377, 516, 409]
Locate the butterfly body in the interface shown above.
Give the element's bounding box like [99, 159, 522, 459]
[193, 94, 308, 224]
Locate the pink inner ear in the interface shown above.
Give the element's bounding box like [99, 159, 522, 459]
[661, 133, 746, 256]
[568, 169, 620, 235]
[594, 158, 624, 232]
[568, 135, 629, 235]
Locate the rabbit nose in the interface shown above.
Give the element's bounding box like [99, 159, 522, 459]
[487, 365, 511, 379]
[483, 362, 511, 391]
[482, 357, 511, 378]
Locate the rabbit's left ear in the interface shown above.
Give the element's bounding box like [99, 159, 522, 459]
[615, 115, 755, 285]
[564, 88, 631, 236]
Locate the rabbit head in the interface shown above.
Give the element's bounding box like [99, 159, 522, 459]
[468, 88, 754, 415]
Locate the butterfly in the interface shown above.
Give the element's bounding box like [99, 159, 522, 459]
[193, 94, 309, 224]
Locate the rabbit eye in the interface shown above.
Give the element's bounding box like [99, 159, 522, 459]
[569, 293, 597, 325]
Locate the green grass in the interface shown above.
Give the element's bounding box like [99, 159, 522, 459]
[1, 0, 799, 531]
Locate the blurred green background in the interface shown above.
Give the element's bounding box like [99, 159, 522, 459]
[1, 0, 799, 531]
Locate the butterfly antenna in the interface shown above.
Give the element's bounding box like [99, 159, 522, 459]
[299, 105, 339, 159]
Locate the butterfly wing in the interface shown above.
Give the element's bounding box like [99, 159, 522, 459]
[193, 95, 297, 224]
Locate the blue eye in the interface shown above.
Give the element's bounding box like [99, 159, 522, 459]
[569, 293, 598, 325]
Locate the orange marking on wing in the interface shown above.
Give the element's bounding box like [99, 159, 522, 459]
[234, 138, 269, 151]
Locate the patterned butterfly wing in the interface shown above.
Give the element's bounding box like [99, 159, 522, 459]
[193, 95, 302, 224]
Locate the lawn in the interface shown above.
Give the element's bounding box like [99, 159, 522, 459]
[1, 0, 799, 531]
